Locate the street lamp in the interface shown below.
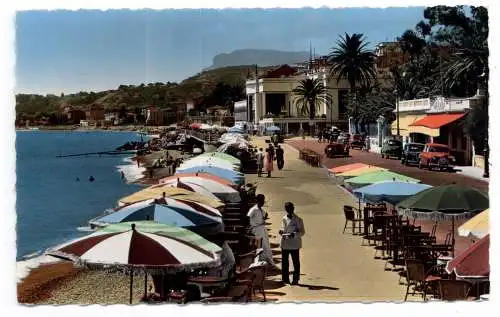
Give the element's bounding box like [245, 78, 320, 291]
[394, 88, 400, 137]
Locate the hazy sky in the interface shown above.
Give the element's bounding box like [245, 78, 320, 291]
[16, 8, 424, 95]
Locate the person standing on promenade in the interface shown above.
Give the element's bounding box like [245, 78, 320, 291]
[279, 202, 305, 285]
[276, 145, 284, 171]
[264, 148, 274, 178]
[256, 148, 264, 177]
[247, 194, 274, 265]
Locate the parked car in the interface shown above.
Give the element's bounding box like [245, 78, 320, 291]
[381, 138, 403, 159]
[349, 134, 364, 149]
[324, 142, 349, 158]
[418, 143, 455, 171]
[401, 143, 425, 166]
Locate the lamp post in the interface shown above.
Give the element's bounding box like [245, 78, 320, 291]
[394, 88, 400, 137]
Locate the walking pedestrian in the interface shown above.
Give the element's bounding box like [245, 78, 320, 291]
[276, 145, 284, 171]
[256, 148, 264, 177]
[264, 148, 274, 178]
[247, 194, 274, 265]
[279, 202, 305, 285]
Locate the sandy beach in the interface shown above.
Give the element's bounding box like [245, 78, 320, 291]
[17, 135, 412, 304]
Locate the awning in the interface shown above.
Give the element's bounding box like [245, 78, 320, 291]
[408, 113, 466, 137]
[391, 114, 427, 137]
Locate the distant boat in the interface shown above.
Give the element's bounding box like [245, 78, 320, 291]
[28, 127, 39, 130]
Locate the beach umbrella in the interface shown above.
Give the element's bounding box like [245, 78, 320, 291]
[446, 234, 489, 278]
[328, 163, 368, 175]
[190, 123, 202, 129]
[118, 186, 225, 210]
[98, 221, 221, 253]
[228, 126, 244, 134]
[217, 142, 249, 153]
[179, 157, 240, 172]
[265, 125, 280, 132]
[160, 172, 236, 187]
[161, 177, 241, 203]
[89, 199, 224, 234]
[337, 166, 387, 178]
[353, 181, 432, 205]
[458, 209, 489, 239]
[199, 152, 241, 164]
[345, 170, 420, 189]
[175, 165, 245, 185]
[397, 184, 489, 256]
[47, 223, 221, 303]
[200, 124, 213, 130]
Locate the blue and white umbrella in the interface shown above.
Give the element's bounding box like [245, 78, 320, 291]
[89, 199, 223, 232]
[175, 165, 245, 185]
[266, 125, 280, 132]
[353, 181, 432, 205]
[228, 126, 245, 134]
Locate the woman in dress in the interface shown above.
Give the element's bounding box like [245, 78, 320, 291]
[264, 148, 274, 178]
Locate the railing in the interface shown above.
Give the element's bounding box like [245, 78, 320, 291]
[397, 97, 479, 113]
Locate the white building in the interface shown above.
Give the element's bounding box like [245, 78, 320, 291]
[245, 62, 350, 134]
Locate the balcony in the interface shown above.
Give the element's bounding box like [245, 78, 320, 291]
[397, 96, 480, 114]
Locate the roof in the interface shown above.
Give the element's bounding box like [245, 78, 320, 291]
[263, 65, 297, 78]
[409, 113, 466, 129]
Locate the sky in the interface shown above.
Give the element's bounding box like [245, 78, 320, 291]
[15, 7, 425, 95]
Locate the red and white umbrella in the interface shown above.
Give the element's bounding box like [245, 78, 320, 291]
[47, 224, 221, 303]
[446, 234, 490, 279]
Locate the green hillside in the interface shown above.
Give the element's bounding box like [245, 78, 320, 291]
[15, 65, 274, 119]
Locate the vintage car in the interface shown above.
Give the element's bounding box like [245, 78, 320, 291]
[349, 134, 364, 149]
[401, 142, 425, 166]
[324, 142, 349, 158]
[419, 143, 455, 171]
[381, 138, 403, 159]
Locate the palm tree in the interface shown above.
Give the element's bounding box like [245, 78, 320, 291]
[328, 33, 376, 133]
[292, 78, 332, 135]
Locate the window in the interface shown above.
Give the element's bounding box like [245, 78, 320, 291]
[338, 90, 349, 119]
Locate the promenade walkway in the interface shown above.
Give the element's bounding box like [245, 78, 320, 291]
[248, 137, 407, 302]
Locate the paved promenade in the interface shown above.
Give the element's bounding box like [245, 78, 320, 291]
[248, 137, 407, 302]
[285, 138, 482, 257]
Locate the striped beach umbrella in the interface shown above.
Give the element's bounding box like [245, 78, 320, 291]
[160, 172, 236, 187]
[199, 152, 241, 164]
[89, 199, 223, 234]
[178, 157, 240, 172]
[118, 186, 225, 210]
[161, 177, 241, 203]
[345, 170, 420, 189]
[337, 166, 387, 178]
[458, 209, 489, 239]
[47, 223, 221, 303]
[328, 163, 368, 175]
[98, 221, 221, 253]
[176, 165, 245, 185]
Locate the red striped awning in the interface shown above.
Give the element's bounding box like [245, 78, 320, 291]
[409, 113, 466, 129]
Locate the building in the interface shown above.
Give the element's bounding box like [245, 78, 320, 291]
[245, 62, 350, 134]
[391, 94, 483, 166]
[145, 107, 164, 126]
[63, 106, 86, 124]
[86, 104, 105, 122]
[233, 100, 248, 122]
[374, 42, 409, 71]
[104, 112, 120, 126]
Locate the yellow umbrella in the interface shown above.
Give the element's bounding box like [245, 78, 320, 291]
[118, 186, 225, 209]
[337, 166, 387, 178]
[458, 209, 489, 239]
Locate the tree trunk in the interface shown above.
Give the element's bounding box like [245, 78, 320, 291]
[350, 82, 359, 134]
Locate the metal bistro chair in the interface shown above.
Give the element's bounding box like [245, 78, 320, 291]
[404, 259, 432, 301]
[343, 205, 363, 235]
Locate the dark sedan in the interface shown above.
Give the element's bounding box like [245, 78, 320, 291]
[401, 143, 425, 166]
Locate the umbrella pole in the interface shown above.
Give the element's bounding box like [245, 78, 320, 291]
[129, 269, 134, 304]
[144, 273, 148, 298]
[451, 219, 455, 258]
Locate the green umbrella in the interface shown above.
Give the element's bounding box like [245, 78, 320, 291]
[98, 221, 221, 253]
[200, 152, 240, 164]
[345, 170, 420, 189]
[397, 184, 489, 256]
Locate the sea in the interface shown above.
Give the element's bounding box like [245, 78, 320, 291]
[16, 131, 148, 281]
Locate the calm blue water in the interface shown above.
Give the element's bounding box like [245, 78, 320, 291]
[16, 131, 146, 260]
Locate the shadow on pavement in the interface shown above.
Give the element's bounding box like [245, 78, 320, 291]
[296, 283, 339, 291]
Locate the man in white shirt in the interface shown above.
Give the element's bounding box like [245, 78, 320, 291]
[247, 194, 274, 265]
[279, 202, 305, 285]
